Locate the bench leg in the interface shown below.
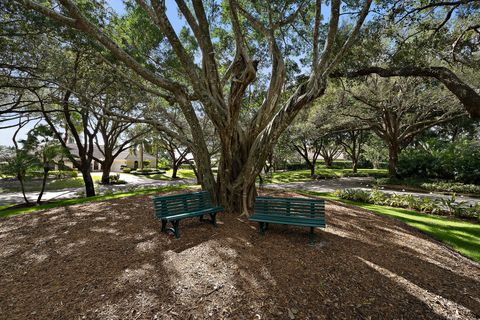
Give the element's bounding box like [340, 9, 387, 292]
[165, 220, 181, 238]
[309, 227, 316, 245]
[161, 220, 167, 232]
[199, 215, 204, 222]
[172, 220, 180, 238]
[209, 212, 217, 227]
[259, 222, 266, 235]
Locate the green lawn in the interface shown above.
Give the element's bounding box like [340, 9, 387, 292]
[0, 185, 197, 218]
[262, 167, 388, 184]
[0, 176, 102, 193]
[298, 190, 480, 262]
[145, 169, 197, 181]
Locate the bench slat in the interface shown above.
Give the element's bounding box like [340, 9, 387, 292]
[158, 207, 223, 221]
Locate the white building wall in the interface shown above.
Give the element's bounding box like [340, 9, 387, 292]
[111, 160, 126, 172]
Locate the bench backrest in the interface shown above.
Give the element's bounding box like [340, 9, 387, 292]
[153, 191, 214, 218]
[254, 196, 325, 218]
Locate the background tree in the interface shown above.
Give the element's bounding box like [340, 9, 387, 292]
[337, 128, 367, 173]
[287, 111, 323, 176]
[23, 124, 65, 203]
[342, 76, 465, 176]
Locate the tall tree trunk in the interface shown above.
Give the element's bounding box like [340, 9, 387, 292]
[171, 164, 179, 179]
[17, 173, 30, 205]
[310, 162, 315, 176]
[141, 143, 145, 170]
[352, 159, 358, 173]
[101, 157, 113, 184]
[79, 166, 95, 197]
[324, 156, 333, 168]
[216, 133, 258, 214]
[36, 167, 49, 204]
[388, 143, 399, 177]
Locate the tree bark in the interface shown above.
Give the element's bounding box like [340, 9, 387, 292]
[324, 156, 334, 168]
[17, 173, 30, 205]
[139, 143, 144, 170]
[101, 157, 113, 184]
[36, 167, 49, 204]
[352, 158, 358, 173]
[388, 143, 399, 177]
[171, 165, 178, 179]
[79, 166, 95, 197]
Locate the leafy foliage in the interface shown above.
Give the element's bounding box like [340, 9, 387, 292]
[334, 188, 479, 220]
[397, 139, 480, 184]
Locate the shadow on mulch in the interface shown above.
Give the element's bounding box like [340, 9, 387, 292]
[0, 188, 479, 319]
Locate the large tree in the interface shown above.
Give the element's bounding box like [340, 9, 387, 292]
[13, 0, 480, 213]
[343, 76, 466, 176]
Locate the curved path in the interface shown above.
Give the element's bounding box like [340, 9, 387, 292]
[0, 173, 196, 205]
[264, 177, 479, 206]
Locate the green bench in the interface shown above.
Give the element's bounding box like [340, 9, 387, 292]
[153, 191, 223, 238]
[249, 196, 326, 242]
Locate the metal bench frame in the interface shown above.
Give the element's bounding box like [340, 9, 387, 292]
[153, 191, 223, 238]
[249, 196, 326, 243]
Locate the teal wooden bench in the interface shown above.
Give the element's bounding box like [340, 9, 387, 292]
[153, 191, 223, 238]
[249, 196, 326, 243]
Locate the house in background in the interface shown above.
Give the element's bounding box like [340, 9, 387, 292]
[58, 142, 156, 172]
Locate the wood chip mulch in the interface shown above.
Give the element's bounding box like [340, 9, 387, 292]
[0, 189, 479, 319]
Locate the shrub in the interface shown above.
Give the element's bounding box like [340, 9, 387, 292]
[285, 162, 308, 171]
[334, 188, 478, 219]
[315, 173, 337, 180]
[421, 181, 480, 195]
[48, 170, 78, 178]
[397, 139, 480, 184]
[108, 174, 126, 184]
[334, 189, 372, 203]
[122, 167, 131, 173]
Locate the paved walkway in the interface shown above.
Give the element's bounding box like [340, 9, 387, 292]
[1, 174, 478, 207]
[263, 177, 479, 206]
[0, 173, 196, 205]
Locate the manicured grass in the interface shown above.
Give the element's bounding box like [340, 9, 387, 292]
[146, 169, 197, 180]
[298, 190, 480, 262]
[0, 176, 102, 193]
[262, 168, 388, 184]
[0, 185, 197, 218]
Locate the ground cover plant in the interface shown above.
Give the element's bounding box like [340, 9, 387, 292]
[296, 190, 480, 262]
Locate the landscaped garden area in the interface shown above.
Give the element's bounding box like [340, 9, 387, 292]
[1, 0, 480, 319]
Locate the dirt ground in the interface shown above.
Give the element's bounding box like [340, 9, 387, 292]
[0, 189, 479, 319]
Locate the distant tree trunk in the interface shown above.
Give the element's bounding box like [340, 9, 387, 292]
[309, 161, 316, 176]
[101, 156, 114, 184]
[388, 143, 399, 177]
[79, 165, 95, 197]
[171, 164, 179, 179]
[17, 173, 30, 205]
[139, 143, 144, 170]
[324, 156, 334, 168]
[36, 166, 49, 204]
[352, 159, 358, 173]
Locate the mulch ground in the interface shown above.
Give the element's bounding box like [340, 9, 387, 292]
[0, 189, 479, 320]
